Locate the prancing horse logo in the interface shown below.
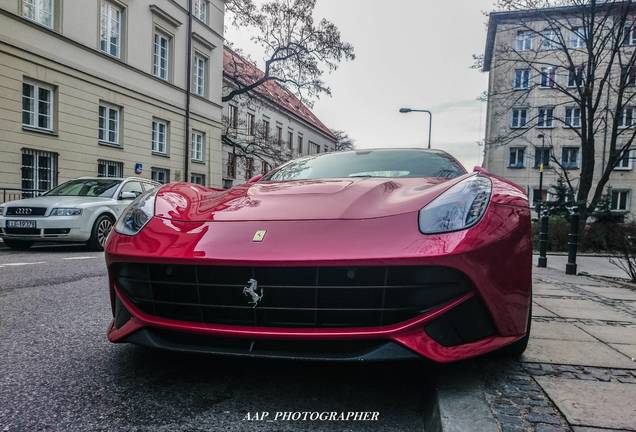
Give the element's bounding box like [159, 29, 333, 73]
[243, 278, 263, 308]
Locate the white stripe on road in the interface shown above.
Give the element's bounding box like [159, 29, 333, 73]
[0, 261, 46, 268]
[62, 256, 97, 261]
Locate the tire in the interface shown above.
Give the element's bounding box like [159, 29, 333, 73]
[500, 301, 532, 357]
[3, 239, 33, 250]
[87, 214, 114, 251]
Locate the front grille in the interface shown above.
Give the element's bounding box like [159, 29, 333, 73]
[5, 207, 47, 216]
[114, 263, 472, 328]
[4, 228, 40, 235]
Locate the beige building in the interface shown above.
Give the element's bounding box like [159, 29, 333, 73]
[221, 47, 337, 188]
[482, 7, 636, 218]
[0, 0, 226, 202]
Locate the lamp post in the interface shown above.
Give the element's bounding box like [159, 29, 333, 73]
[537, 134, 546, 220]
[400, 108, 432, 149]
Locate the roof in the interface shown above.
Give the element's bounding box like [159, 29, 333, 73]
[223, 46, 337, 142]
[482, 2, 635, 71]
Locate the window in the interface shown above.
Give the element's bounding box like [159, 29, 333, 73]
[277, 125, 283, 146]
[100, 1, 122, 58]
[98, 103, 120, 145]
[615, 150, 633, 170]
[534, 147, 551, 168]
[152, 119, 168, 154]
[540, 67, 557, 88]
[611, 190, 630, 211]
[624, 66, 636, 87]
[568, 66, 583, 87]
[538, 107, 554, 128]
[23, 0, 54, 28]
[513, 68, 530, 90]
[193, 0, 208, 23]
[227, 152, 236, 178]
[22, 81, 54, 131]
[120, 181, 144, 198]
[191, 131, 204, 162]
[223, 179, 233, 189]
[151, 167, 170, 184]
[511, 108, 528, 128]
[287, 131, 294, 151]
[516, 31, 533, 51]
[153, 30, 170, 81]
[245, 157, 254, 179]
[310, 142, 320, 154]
[561, 147, 579, 169]
[97, 159, 123, 178]
[508, 147, 525, 168]
[228, 105, 238, 130]
[247, 112, 255, 137]
[22, 149, 57, 194]
[297, 135, 304, 154]
[570, 26, 584, 48]
[619, 107, 636, 128]
[261, 161, 270, 175]
[565, 107, 581, 128]
[190, 173, 206, 185]
[193, 53, 207, 96]
[541, 29, 558, 50]
[263, 119, 270, 139]
[624, 24, 636, 46]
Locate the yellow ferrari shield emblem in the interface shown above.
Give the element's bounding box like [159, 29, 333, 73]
[252, 230, 267, 242]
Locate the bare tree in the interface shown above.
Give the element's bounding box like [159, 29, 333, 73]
[224, 0, 355, 106]
[485, 0, 636, 219]
[331, 129, 355, 151]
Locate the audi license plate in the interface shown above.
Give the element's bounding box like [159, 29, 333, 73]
[6, 220, 36, 229]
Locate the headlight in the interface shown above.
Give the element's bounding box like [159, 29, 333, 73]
[114, 189, 157, 236]
[419, 175, 492, 234]
[50, 208, 82, 216]
[0, 206, 4, 216]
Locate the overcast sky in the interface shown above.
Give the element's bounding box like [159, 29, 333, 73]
[226, 0, 495, 169]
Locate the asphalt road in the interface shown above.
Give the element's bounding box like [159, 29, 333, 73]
[0, 244, 435, 432]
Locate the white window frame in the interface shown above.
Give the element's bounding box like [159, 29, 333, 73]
[100, 0, 122, 58]
[153, 30, 171, 81]
[540, 66, 557, 88]
[193, 0, 208, 23]
[516, 31, 533, 51]
[534, 146, 551, 169]
[152, 119, 168, 154]
[22, 0, 54, 28]
[541, 29, 558, 50]
[193, 53, 207, 97]
[98, 103, 121, 145]
[610, 189, 631, 212]
[565, 107, 581, 128]
[22, 80, 54, 131]
[191, 130, 204, 162]
[246, 112, 256, 137]
[568, 66, 583, 88]
[569, 26, 584, 48]
[508, 147, 525, 168]
[561, 147, 579, 169]
[190, 173, 205, 185]
[625, 24, 636, 46]
[228, 105, 238, 130]
[537, 107, 555, 128]
[619, 106, 636, 129]
[511, 108, 528, 129]
[151, 167, 170, 184]
[513, 68, 530, 90]
[615, 149, 634, 170]
[21, 149, 58, 193]
[97, 159, 123, 177]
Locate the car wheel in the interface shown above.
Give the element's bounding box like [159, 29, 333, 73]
[500, 302, 532, 357]
[88, 215, 114, 251]
[3, 239, 33, 250]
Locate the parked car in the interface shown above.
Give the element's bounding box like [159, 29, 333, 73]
[105, 148, 532, 363]
[0, 177, 160, 251]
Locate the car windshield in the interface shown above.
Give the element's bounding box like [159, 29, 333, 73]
[45, 179, 122, 197]
[263, 149, 466, 181]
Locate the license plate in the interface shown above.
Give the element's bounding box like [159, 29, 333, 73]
[6, 220, 36, 229]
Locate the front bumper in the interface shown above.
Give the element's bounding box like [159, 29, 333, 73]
[0, 215, 90, 242]
[105, 204, 532, 363]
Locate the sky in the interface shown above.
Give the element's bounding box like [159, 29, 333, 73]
[226, 0, 495, 169]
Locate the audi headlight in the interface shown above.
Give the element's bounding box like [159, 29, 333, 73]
[50, 208, 82, 216]
[419, 176, 492, 234]
[114, 189, 157, 236]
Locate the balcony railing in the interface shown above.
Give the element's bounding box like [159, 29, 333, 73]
[1, 188, 47, 204]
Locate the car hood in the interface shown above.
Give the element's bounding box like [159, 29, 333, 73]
[155, 175, 472, 222]
[2, 196, 113, 209]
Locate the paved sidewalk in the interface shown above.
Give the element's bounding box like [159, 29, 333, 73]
[533, 254, 629, 279]
[482, 267, 636, 432]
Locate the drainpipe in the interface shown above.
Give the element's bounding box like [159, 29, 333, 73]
[184, 0, 193, 182]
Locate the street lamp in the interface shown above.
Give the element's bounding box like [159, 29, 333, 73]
[400, 108, 432, 149]
[537, 134, 546, 219]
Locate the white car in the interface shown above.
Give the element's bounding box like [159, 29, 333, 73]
[0, 177, 160, 251]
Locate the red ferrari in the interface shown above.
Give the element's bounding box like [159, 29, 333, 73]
[105, 149, 532, 362]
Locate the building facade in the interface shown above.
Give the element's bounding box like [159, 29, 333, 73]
[0, 0, 226, 202]
[482, 6, 636, 217]
[221, 47, 337, 188]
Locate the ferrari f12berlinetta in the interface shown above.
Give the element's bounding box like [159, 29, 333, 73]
[105, 149, 532, 362]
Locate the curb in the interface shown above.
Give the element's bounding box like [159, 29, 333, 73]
[428, 366, 499, 432]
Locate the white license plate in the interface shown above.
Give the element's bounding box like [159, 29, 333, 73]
[6, 220, 36, 229]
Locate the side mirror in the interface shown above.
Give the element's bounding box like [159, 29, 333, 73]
[120, 191, 137, 200]
[247, 174, 263, 184]
[473, 166, 490, 174]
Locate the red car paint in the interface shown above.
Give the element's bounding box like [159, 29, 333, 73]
[105, 155, 532, 363]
